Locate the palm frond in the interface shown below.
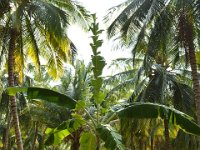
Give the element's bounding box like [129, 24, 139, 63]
[104, 69, 135, 85]
[30, 1, 68, 39]
[0, 0, 10, 18]
[14, 27, 25, 84]
[145, 8, 174, 65]
[47, 0, 91, 29]
[25, 16, 41, 71]
[21, 101, 70, 128]
[173, 82, 195, 117]
[107, 0, 145, 38]
[47, 53, 64, 79]
[0, 29, 8, 68]
[128, 79, 147, 102]
[108, 58, 133, 68]
[106, 78, 136, 100]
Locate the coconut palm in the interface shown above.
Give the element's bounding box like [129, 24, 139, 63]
[106, 57, 198, 149]
[0, 1, 90, 149]
[5, 15, 200, 149]
[117, 102, 200, 150]
[107, 0, 200, 125]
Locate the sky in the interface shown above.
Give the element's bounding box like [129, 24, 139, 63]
[67, 0, 131, 72]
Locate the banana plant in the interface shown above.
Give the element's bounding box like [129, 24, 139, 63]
[6, 15, 124, 150]
[6, 88, 200, 149]
[116, 102, 200, 150]
[6, 14, 200, 150]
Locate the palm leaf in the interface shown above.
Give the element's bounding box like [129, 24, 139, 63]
[25, 16, 41, 71]
[117, 103, 200, 136]
[30, 0, 68, 38]
[0, 18, 10, 68]
[47, 53, 64, 79]
[172, 82, 195, 116]
[0, 0, 10, 17]
[104, 69, 135, 84]
[14, 25, 25, 84]
[107, 0, 145, 38]
[47, 0, 90, 29]
[106, 78, 137, 99]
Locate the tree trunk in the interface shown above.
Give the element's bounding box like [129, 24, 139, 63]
[151, 136, 154, 150]
[2, 111, 11, 150]
[186, 26, 200, 125]
[32, 122, 38, 150]
[70, 128, 83, 150]
[8, 28, 23, 150]
[164, 119, 171, 150]
[179, 13, 200, 125]
[96, 134, 100, 150]
[139, 138, 143, 150]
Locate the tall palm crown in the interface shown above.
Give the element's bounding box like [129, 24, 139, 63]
[0, 0, 90, 81]
[107, 0, 200, 124]
[0, 0, 90, 149]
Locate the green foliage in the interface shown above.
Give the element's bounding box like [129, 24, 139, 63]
[117, 103, 200, 136]
[7, 87, 76, 109]
[97, 124, 124, 150]
[45, 116, 85, 146]
[79, 132, 96, 150]
[196, 51, 200, 69]
[27, 87, 76, 109]
[6, 87, 27, 96]
[3, 2, 200, 149]
[45, 128, 70, 146]
[89, 14, 106, 105]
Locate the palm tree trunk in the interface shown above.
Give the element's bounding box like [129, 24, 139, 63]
[150, 136, 154, 150]
[164, 119, 171, 150]
[8, 28, 23, 150]
[179, 13, 200, 125]
[187, 31, 200, 125]
[139, 139, 143, 150]
[2, 110, 11, 150]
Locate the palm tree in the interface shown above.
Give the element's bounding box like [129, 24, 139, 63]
[117, 102, 200, 150]
[0, 0, 10, 18]
[106, 56, 197, 149]
[0, 1, 90, 149]
[107, 0, 200, 124]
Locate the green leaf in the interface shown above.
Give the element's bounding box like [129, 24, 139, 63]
[79, 132, 96, 150]
[97, 124, 124, 150]
[71, 114, 86, 128]
[89, 14, 106, 105]
[75, 100, 86, 110]
[117, 103, 200, 136]
[45, 117, 85, 146]
[196, 51, 200, 65]
[91, 78, 103, 92]
[91, 55, 106, 78]
[6, 87, 28, 96]
[53, 129, 70, 145]
[93, 91, 105, 104]
[45, 133, 54, 146]
[27, 87, 76, 109]
[45, 129, 70, 146]
[45, 128, 53, 134]
[6, 87, 76, 109]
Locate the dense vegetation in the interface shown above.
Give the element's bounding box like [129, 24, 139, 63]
[0, 0, 200, 150]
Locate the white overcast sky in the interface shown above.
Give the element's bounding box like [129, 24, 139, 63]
[68, 0, 131, 70]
